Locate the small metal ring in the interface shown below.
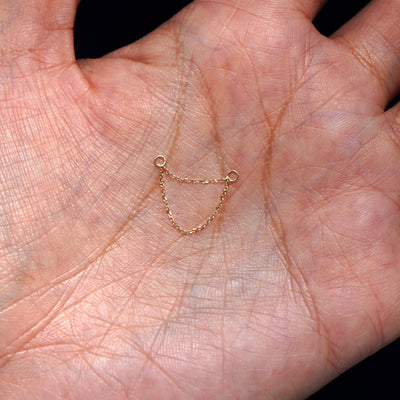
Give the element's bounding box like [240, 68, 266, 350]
[226, 170, 239, 183]
[154, 155, 166, 168]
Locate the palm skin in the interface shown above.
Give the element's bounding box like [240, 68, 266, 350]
[1, 0, 400, 398]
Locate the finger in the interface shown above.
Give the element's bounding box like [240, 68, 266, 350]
[0, 0, 79, 64]
[199, 0, 329, 19]
[196, 0, 328, 19]
[284, 0, 328, 19]
[386, 98, 400, 132]
[333, 0, 400, 106]
[104, 0, 328, 64]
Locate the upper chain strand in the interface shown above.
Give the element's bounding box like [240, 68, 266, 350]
[163, 166, 227, 184]
[154, 155, 239, 235]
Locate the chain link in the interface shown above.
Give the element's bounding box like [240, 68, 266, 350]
[154, 155, 238, 235]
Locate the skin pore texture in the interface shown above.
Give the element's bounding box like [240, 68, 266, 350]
[1, 0, 400, 398]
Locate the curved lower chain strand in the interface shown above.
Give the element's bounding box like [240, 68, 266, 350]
[153, 155, 238, 235]
[159, 168, 231, 235]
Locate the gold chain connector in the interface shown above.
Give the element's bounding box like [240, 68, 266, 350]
[154, 155, 239, 234]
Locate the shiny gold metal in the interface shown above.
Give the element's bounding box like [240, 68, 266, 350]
[226, 170, 239, 183]
[154, 155, 239, 235]
[154, 155, 166, 168]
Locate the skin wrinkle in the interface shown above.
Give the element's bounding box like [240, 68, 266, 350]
[74, 284, 133, 361]
[1, 192, 137, 321]
[385, 114, 400, 151]
[80, 64, 160, 154]
[159, 22, 195, 162]
[260, 40, 304, 323]
[210, 2, 241, 61]
[145, 23, 236, 228]
[304, 206, 388, 365]
[2, 197, 118, 311]
[265, 61, 350, 363]
[50, 139, 154, 281]
[336, 37, 390, 101]
[220, 244, 227, 395]
[262, 97, 322, 337]
[230, 31, 275, 134]
[269, 193, 321, 326]
[286, 0, 325, 19]
[198, 0, 271, 22]
[0, 31, 72, 75]
[169, 58, 220, 163]
[0, 288, 71, 369]
[129, 337, 189, 398]
[226, 23, 293, 325]
[309, 188, 391, 253]
[189, 61, 227, 173]
[2, 0, 400, 399]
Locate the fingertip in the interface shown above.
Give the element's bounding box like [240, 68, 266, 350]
[0, 0, 80, 65]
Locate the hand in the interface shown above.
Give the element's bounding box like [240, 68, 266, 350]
[1, 0, 400, 398]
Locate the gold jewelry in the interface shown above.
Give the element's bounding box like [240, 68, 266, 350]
[154, 155, 239, 235]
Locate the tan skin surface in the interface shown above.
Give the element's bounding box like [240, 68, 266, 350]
[1, 0, 400, 398]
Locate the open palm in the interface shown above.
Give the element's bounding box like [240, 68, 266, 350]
[1, 0, 400, 398]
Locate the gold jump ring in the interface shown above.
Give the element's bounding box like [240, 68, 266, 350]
[226, 170, 239, 183]
[154, 155, 166, 168]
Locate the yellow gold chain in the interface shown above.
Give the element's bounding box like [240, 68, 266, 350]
[154, 155, 239, 235]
